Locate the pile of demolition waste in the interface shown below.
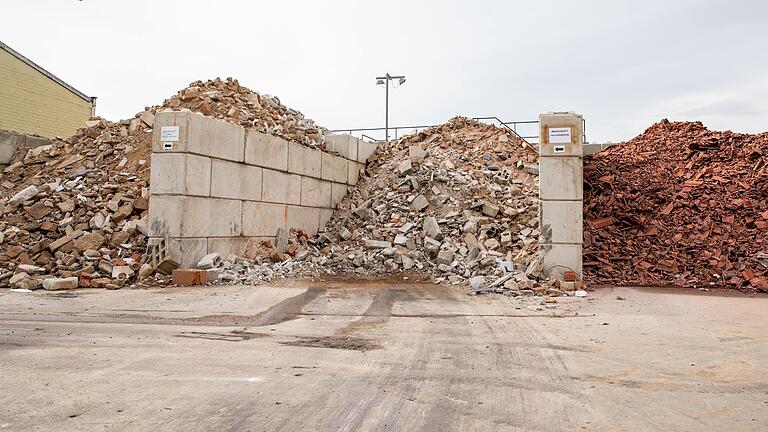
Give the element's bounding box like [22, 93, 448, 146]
[221, 117, 584, 297]
[0, 78, 329, 291]
[584, 119, 768, 291]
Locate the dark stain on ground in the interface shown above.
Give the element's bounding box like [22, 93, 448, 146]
[281, 335, 381, 352]
[179, 287, 326, 327]
[339, 288, 414, 334]
[44, 292, 79, 299]
[174, 330, 268, 342]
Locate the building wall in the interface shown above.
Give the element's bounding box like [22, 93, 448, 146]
[0, 49, 92, 138]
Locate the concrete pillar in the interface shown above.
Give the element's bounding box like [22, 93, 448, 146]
[538, 112, 584, 280]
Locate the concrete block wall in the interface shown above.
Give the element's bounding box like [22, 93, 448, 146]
[583, 142, 621, 156]
[0, 129, 51, 167]
[148, 110, 371, 267]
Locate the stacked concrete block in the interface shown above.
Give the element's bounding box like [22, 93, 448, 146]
[245, 130, 288, 170]
[242, 202, 286, 237]
[321, 152, 349, 184]
[210, 159, 262, 201]
[326, 133, 379, 164]
[0, 129, 51, 167]
[583, 141, 621, 155]
[538, 112, 584, 280]
[356, 138, 379, 163]
[149, 195, 242, 238]
[288, 141, 321, 177]
[152, 110, 244, 162]
[150, 153, 211, 196]
[149, 112, 377, 266]
[300, 176, 332, 208]
[262, 169, 301, 205]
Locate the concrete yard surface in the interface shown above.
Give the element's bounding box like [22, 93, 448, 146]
[0, 283, 767, 431]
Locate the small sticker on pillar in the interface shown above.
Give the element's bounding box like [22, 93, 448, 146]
[553, 145, 565, 153]
[160, 126, 180, 142]
[549, 127, 572, 144]
[163, 142, 173, 150]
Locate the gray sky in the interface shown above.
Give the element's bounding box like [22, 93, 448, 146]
[4, 0, 768, 142]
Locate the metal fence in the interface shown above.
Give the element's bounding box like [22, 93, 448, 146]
[331, 116, 587, 145]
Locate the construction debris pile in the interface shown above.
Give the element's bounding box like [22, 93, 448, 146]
[227, 117, 580, 297]
[0, 116, 154, 290]
[584, 120, 768, 291]
[163, 78, 327, 148]
[0, 78, 329, 291]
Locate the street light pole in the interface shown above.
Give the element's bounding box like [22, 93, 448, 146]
[376, 73, 405, 142]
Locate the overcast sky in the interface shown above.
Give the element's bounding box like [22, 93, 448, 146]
[3, 0, 768, 142]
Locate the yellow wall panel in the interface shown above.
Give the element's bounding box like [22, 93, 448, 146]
[0, 49, 92, 138]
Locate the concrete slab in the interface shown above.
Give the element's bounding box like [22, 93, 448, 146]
[357, 139, 379, 163]
[541, 243, 583, 278]
[245, 130, 289, 171]
[0, 143, 17, 165]
[207, 237, 251, 258]
[347, 161, 362, 185]
[148, 195, 242, 238]
[540, 200, 583, 244]
[261, 169, 301, 205]
[286, 205, 320, 235]
[331, 182, 348, 208]
[287, 141, 321, 178]
[539, 112, 584, 157]
[154, 111, 244, 162]
[165, 238, 209, 268]
[321, 153, 349, 183]
[325, 134, 359, 161]
[583, 143, 603, 156]
[300, 177, 332, 208]
[1, 285, 766, 431]
[210, 159, 263, 201]
[150, 153, 211, 197]
[539, 157, 583, 200]
[319, 208, 333, 228]
[242, 201, 286, 237]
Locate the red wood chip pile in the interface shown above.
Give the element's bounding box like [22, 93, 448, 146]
[583, 119, 768, 291]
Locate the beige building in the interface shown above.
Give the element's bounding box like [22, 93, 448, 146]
[0, 40, 95, 138]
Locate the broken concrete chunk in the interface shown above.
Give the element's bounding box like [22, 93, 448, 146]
[398, 159, 413, 176]
[42, 277, 79, 291]
[112, 266, 135, 280]
[7, 185, 39, 207]
[197, 253, 221, 270]
[422, 216, 441, 238]
[436, 249, 454, 266]
[482, 202, 500, 217]
[409, 146, 427, 163]
[364, 239, 392, 249]
[411, 195, 429, 211]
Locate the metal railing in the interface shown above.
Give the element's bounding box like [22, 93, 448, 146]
[331, 116, 587, 145]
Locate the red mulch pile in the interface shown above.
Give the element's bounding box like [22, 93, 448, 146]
[583, 119, 768, 291]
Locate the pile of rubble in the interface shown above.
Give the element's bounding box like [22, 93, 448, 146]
[0, 78, 330, 291]
[225, 117, 582, 297]
[584, 119, 768, 291]
[163, 77, 328, 148]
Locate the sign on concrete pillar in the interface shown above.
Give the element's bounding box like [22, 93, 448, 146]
[539, 112, 584, 280]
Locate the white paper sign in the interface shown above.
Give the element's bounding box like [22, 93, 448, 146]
[548, 127, 571, 144]
[160, 126, 180, 142]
